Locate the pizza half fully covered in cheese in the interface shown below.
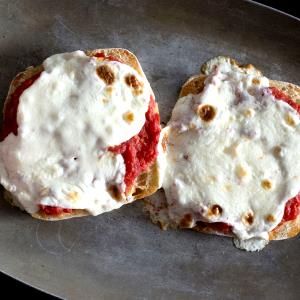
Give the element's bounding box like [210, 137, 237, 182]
[145, 56, 300, 251]
[0, 48, 161, 220]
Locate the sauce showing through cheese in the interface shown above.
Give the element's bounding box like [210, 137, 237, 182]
[109, 95, 160, 193]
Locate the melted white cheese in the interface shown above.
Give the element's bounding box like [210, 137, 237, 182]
[0, 51, 152, 215]
[233, 237, 269, 252]
[157, 60, 300, 250]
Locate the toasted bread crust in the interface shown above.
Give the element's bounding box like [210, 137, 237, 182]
[2, 48, 160, 220]
[178, 56, 300, 241]
[269, 80, 300, 104]
[86, 48, 145, 78]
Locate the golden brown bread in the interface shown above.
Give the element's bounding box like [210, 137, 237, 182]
[2, 48, 160, 220]
[177, 56, 300, 241]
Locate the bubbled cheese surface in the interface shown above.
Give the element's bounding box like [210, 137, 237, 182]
[160, 60, 300, 250]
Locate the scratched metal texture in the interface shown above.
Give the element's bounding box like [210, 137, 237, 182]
[0, 0, 299, 299]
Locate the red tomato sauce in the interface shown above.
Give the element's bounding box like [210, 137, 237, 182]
[1, 52, 160, 215]
[39, 205, 72, 215]
[109, 95, 160, 193]
[93, 52, 123, 63]
[282, 196, 300, 222]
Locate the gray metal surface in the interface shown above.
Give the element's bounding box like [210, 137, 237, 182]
[0, 0, 299, 299]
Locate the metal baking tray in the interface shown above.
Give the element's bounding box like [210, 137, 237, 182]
[0, 0, 299, 298]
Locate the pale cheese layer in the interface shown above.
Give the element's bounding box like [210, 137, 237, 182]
[160, 61, 300, 250]
[0, 51, 151, 215]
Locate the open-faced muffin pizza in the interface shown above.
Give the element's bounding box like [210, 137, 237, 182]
[145, 56, 300, 251]
[0, 48, 161, 220]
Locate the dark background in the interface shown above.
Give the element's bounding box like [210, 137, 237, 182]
[257, 0, 298, 17]
[0, 1, 298, 299]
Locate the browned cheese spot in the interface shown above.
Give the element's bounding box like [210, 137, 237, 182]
[123, 111, 135, 124]
[207, 204, 223, 218]
[285, 113, 296, 127]
[189, 122, 196, 130]
[105, 86, 114, 96]
[252, 78, 260, 85]
[179, 213, 193, 228]
[235, 164, 248, 179]
[224, 142, 239, 158]
[247, 88, 255, 96]
[207, 175, 217, 183]
[243, 108, 255, 118]
[107, 185, 123, 201]
[197, 104, 216, 122]
[96, 65, 115, 85]
[162, 133, 168, 152]
[242, 212, 254, 226]
[125, 74, 144, 95]
[67, 191, 79, 201]
[265, 214, 276, 222]
[273, 146, 282, 158]
[211, 204, 223, 216]
[101, 98, 109, 104]
[261, 179, 272, 190]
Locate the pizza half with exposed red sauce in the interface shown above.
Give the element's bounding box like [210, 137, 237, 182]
[0, 48, 161, 220]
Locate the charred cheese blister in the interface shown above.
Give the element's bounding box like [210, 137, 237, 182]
[0, 51, 152, 215]
[154, 60, 300, 251]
